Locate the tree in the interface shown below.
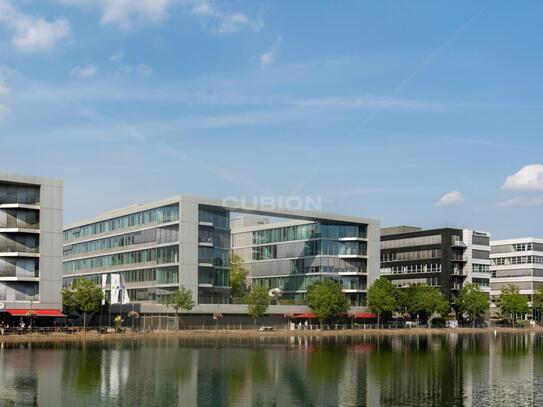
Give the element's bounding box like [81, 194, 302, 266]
[499, 285, 529, 327]
[403, 284, 449, 324]
[367, 277, 398, 325]
[230, 253, 248, 299]
[532, 285, 543, 324]
[245, 286, 270, 327]
[62, 277, 104, 329]
[162, 286, 195, 329]
[306, 278, 349, 324]
[456, 283, 489, 327]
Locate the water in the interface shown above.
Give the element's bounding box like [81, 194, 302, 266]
[0, 333, 542, 406]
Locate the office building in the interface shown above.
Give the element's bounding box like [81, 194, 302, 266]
[490, 238, 543, 303]
[380, 226, 491, 300]
[231, 217, 380, 306]
[0, 172, 63, 319]
[62, 196, 380, 318]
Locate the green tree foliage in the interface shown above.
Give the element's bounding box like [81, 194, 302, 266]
[306, 279, 349, 323]
[457, 283, 489, 327]
[162, 286, 195, 329]
[229, 253, 248, 299]
[402, 284, 449, 322]
[62, 277, 104, 328]
[499, 285, 529, 326]
[367, 277, 398, 324]
[532, 285, 543, 323]
[245, 286, 270, 326]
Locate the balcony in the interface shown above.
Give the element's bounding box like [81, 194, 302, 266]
[451, 240, 467, 248]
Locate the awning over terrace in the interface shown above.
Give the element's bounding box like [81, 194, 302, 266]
[6, 309, 66, 317]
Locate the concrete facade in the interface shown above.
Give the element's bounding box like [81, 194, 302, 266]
[381, 227, 490, 300]
[0, 172, 63, 311]
[490, 237, 543, 300]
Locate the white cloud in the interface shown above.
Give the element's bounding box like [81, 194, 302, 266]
[502, 164, 543, 191]
[110, 50, 124, 61]
[70, 65, 98, 79]
[190, 1, 263, 34]
[0, 0, 70, 52]
[100, 0, 174, 29]
[260, 35, 281, 66]
[436, 190, 465, 207]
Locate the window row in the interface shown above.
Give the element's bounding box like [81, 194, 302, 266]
[63, 226, 178, 256]
[513, 243, 532, 252]
[0, 282, 39, 301]
[381, 234, 441, 250]
[0, 209, 39, 229]
[198, 247, 229, 267]
[381, 249, 441, 262]
[63, 246, 179, 272]
[251, 223, 367, 245]
[63, 266, 179, 287]
[0, 258, 39, 278]
[390, 277, 440, 288]
[198, 228, 230, 249]
[252, 275, 366, 292]
[381, 263, 442, 275]
[198, 207, 229, 230]
[64, 205, 179, 241]
[198, 267, 229, 287]
[290, 258, 366, 274]
[492, 256, 543, 266]
[0, 183, 40, 205]
[0, 233, 39, 253]
[472, 264, 490, 273]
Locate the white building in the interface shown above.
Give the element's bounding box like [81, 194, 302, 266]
[490, 238, 543, 302]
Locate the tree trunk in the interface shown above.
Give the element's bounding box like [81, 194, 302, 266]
[472, 316, 475, 328]
[83, 312, 87, 330]
[377, 313, 380, 328]
[176, 312, 179, 330]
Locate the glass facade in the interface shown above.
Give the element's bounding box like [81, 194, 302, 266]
[0, 233, 39, 253]
[63, 266, 179, 288]
[63, 226, 178, 257]
[198, 207, 230, 298]
[0, 209, 39, 229]
[251, 223, 367, 245]
[63, 246, 178, 272]
[64, 204, 179, 241]
[0, 183, 40, 205]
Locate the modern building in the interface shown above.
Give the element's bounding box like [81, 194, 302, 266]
[231, 217, 379, 306]
[490, 238, 543, 303]
[0, 172, 63, 320]
[62, 196, 380, 322]
[380, 226, 491, 300]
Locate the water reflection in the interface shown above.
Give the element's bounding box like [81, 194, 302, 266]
[0, 333, 542, 406]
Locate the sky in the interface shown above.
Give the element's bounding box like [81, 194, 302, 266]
[1, 0, 543, 238]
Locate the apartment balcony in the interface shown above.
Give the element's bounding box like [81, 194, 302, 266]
[451, 240, 467, 248]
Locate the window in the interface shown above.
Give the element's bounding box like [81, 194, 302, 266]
[64, 205, 179, 241]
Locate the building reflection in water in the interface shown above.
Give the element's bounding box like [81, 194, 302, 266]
[0, 334, 542, 406]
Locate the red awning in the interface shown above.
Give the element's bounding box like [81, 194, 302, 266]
[292, 312, 317, 319]
[6, 309, 66, 317]
[351, 312, 377, 319]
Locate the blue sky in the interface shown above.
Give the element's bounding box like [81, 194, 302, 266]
[1, 0, 543, 238]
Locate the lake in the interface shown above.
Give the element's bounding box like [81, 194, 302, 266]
[0, 333, 542, 406]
